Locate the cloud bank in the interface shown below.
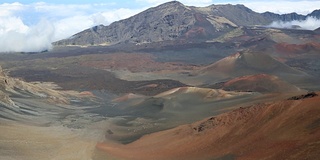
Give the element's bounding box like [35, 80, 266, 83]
[0, 18, 53, 52]
[0, 2, 142, 53]
[268, 17, 320, 30]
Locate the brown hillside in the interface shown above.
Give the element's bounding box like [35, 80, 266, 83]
[97, 92, 320, 160]
[275, 42, 320, 55]
[221, 74, 301, 93]
[196, 50, 310, 85]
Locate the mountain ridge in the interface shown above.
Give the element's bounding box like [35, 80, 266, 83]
[53, 1, 320, 46]
[262, 9, 320, 22]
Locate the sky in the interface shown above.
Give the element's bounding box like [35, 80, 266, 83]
[0, 0, 320, 52]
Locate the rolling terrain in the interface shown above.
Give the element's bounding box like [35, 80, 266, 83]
[96, 92, 320, 160]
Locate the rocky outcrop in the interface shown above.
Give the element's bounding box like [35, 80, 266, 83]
[0, 67, 17, 107]
[0, 66, 72, 106]
[288, 92, 318, 100]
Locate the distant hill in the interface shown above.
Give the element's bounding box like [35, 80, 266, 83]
[315, 27, 320, 34]
[261, 9, 320, 22]
[53, 1, 320, 47]
[195, 50, 311, 86]
[308, 9, 320, 19]
[261, 12, 305, 22]
[53, 1, 271, 46]
[199, 51, 305, 76]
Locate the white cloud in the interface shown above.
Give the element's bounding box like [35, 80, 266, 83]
[0, 16, 28, 34]
[0, 2, 142, 53]
[0, 2, 24, 17]
[268, 17, 320, 30]
[0, 19, 54, 52]
[53, 15, 94, 41]
[234, 0, 320, 15]
[33, 2, 93, 18]
[100, 8, 143, 23]
[52, 8, 142, 41]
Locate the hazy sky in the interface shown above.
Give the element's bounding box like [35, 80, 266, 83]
[0, 0, 320, 52]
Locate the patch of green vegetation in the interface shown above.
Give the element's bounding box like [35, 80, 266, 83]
[212, 27, 244, 43]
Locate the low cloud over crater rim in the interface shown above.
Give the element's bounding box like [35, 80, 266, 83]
[0, 1, 320, 53]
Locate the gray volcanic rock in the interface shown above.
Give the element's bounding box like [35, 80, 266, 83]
[261, 12, 305, 22]
[262, 9, 320, 22]
[308, 9, 320, 18]
[53, 1, 271, 46]
[55, 1, 199, 46]
[193, 4, 272, 26]
[314, 27, 320, 34]
[53, 1, 320, 47]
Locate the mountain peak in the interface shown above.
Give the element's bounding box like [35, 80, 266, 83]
[161, 1, 184, 6]
[55, 1, 319, 47]
[308, 9, 320, 18]
[153, 1, 187, 10]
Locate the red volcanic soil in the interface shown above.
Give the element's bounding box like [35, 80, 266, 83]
[97, 92, 320, 160]
[185, 27, 206, 38]
[275, 42, 320, 56]
[222, 74, 300, 93]
[198, 51, 307, 83]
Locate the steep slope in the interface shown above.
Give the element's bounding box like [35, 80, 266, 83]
[0, 65, 96, 123]
[53, 1, 272, 46]
[53, 1, 320, 47]
[193, 4, 271, 26]
[97, 92, 320, 160]
[53, 1, 212, 46]
[0, 66, 70, 105]
[55, 1, 198, 46]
